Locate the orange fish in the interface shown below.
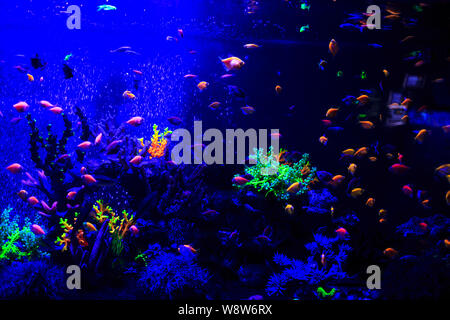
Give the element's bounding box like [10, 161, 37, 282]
[357, 95, 369, 105]
[366, 198, 375, 207]
[66, 191, 77, 200]
[178, 244, 198, 255]
[326, 108, 339, 118]
[82, 174, 97, 185]
[383, 248, 399, 259]
[6, 163, 23, 174]
[221, 57, 245, 71]
[383, 69, 389, 77]
[287, 182, 300, 194]
[328, 39, 339, 56]
[126, 116, 144, 127]
[329, 175, 345, 188]
[84, 222, 97, 232]
[354, 147, 368, 157]
[360, 121, 374, 129]
[444, 239, 450, 249]
[17, 190, 28, 201]
[446, 190, 450, 206]
[243, 43, 259, 49]
[401, 98, 412, 107]
[319, 136, 328, 145]
[414, 129, 428, 143]
[197, 81, 209, 90]
[275, 85, 282, 94]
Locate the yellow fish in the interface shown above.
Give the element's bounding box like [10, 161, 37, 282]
[285, 204, 294, 214]
[342, 148, 355, 156]
[348, 163, 357, 175]
[350, 188, 364, 198]
[319, 136, 328, 145]
[27, 74, 34, 82]
[414, 129, 428, 143]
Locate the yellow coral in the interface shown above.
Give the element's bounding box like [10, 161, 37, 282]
[93, 200, 114, 223]
[55, 233, 71, 252]
[92, 200, 134, 239]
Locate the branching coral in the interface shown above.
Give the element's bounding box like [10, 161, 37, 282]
[266, 234, 351, 297]
[55, 213, 78, 252]
[92, 200, 135, 256]
[0, 260, 66, 299]
[138, 124, 172, 160]
[137, 251, 209, 298]
[0, 207, 47, 262]
[234, 147, 317, 201]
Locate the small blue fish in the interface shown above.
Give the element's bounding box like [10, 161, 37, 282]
[97, 5, 117, 11]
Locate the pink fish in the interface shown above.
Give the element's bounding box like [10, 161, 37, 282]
[94, 133, 103, 145]
[130, 155, 143, 165]
[13, 101, 29, 113]
[6, 163, 23, 174]
[389, 163, 411, 175]
[39, 100, 53, 108]
[232, 176, 249, 185]
[126, 116, 144, 127]
[77, 141, 92, 149]
[30, 224, 46, 235]
[49, 107, 63, 115]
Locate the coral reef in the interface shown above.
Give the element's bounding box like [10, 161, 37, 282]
[234, 148, 317, 201]
[137, 251, 210, 298]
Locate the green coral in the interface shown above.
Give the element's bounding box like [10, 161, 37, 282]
[234, 147, 316, 201]
[0, 206, 47, 262]
[317, 287, 337, 298]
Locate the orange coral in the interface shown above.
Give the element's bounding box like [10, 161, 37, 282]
[138, 124, 172, 160]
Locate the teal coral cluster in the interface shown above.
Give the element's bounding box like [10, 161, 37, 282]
[0, 207, 48, 262]
[234, 148, 317, 201]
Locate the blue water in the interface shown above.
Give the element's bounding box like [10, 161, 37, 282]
[0, 0, 449, 301]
